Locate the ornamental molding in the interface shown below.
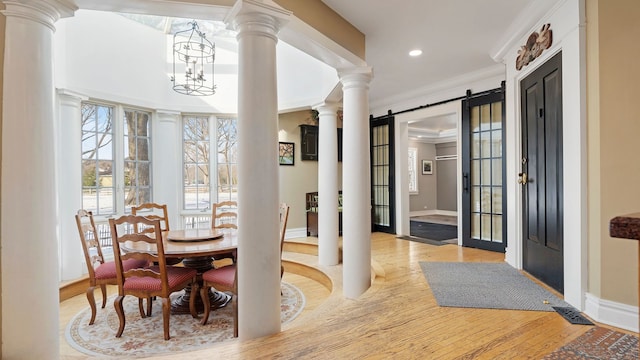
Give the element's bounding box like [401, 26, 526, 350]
[515, 23, 553, 71]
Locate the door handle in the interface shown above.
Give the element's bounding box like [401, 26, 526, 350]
[517, 172, 528, 185]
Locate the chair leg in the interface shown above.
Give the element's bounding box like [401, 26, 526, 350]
[189, 282, 199, 319]
[200, 284, 211, 325]
[99, 284, 108, 308]
[138, 298, 146, 318]
[114, 295, 126, 338]
[232, 293, 238, 338]
[161, 297, 171, 341]
[146, 296, 153, 317]
[86, 286, 97, 325]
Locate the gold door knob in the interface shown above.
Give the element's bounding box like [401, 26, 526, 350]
[517, 172, 528, 185]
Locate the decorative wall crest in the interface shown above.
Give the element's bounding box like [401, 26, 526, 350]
[516, 23, 553, 70]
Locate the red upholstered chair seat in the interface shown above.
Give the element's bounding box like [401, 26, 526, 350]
[94, 259, 149, 280]
[202, 264, 235, 288]
[124, 267, 198, 291]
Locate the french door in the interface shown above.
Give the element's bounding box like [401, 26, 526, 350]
[461, 89, 507, 252]
[370, 115, 395, 234]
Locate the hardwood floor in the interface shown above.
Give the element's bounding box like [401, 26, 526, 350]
[60, 233, 630, 359]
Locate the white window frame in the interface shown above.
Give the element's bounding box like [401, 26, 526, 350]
[409, 147, 418, 194]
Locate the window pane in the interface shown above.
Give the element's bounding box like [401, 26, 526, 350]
[216, 117, 238, 202]
[81, 102, 115, 216]
[123, 109, 152, 211]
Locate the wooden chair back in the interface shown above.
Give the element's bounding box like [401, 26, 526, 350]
[75, 209, 105, 279]
[110, 215, 167, 294]
[211, 200, 238, 230]
[131, 202, 170, 233]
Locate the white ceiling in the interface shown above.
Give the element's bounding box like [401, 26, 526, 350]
[74, 0, 540, 143]
[321, 0, 535, 142]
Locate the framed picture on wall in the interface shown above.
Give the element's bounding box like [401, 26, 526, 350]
[422, 160, 433, 175]
[279, 142, 295, 166]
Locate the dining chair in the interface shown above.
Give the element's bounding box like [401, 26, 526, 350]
[200, 263, 237, 336]
[200, 203, 289, 335]
[131, 202, 171, 233]
[211, 200, 238, 265]
[109, 215, 199, 340]
[75, 209, 150, 325]
[279, 203, 290, 281]
[211, 200, 238, 230]
[131, 202, 182, 266]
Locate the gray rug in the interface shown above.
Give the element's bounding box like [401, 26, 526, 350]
[419, 262, 571, 311]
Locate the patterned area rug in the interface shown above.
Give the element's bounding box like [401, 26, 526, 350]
[65, 282, 305, 358]
[543, 327, 639, 359]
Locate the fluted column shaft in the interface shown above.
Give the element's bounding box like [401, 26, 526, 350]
[1, 1, 76, 358]
[316, 102, 340, 265]
[338, 67, 373, 299]
[226, 0, 291, 340]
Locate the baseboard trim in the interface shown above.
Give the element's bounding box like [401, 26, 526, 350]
[584, 292, 638, 333]
[285, 227, 308, 239]
[409, 210, 458, 217]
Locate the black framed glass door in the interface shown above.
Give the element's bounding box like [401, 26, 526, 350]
[370, 115, 395, 234]
[461, 88, 506, 252]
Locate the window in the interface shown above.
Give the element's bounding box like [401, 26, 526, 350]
[81, 103, 115, 215]
[182, 115, 238, 211]
[81, 102, 153, 216]
[123, 109, 152, 212]
[216, 117, 238, 202]
[183, 115, 211, 210]
[409, 147, 418, 193]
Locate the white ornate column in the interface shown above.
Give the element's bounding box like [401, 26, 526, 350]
[226, 0, 291, 340]
[153, 110, 182, 227]
[315, 102, 340, 265]
[1, 0, 76, 358]
[338, 67, 373, 299]
[57, 89, 87, 282]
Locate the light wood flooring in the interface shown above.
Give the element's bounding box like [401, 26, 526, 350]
[60, 232, 633, 359]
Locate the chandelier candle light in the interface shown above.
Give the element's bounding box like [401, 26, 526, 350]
[171, 20, 216, 96]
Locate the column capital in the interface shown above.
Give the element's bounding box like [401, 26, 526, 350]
[225, 0, 292, 40]
[156, 110, 182, 124]
[313, 102, 340, 116]
[2, 0, 77, 31]
[338, 66, 373, 90]
[56, 88, 88, 102]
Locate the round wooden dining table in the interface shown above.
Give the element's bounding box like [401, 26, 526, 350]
[121, 228, 237, 314]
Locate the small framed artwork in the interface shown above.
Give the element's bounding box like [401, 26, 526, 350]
[279, 142, 295, 166]
[422, 160, 433, 175]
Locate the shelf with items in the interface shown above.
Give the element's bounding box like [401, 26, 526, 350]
[305, 191, 343, 237]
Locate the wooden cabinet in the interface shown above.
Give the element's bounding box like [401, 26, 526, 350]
[300, 125, 319, 160]
[299, 125, 343, 162]
[306, 191, 343, 237]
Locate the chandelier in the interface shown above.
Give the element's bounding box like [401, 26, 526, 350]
[171, 21, 216, 96]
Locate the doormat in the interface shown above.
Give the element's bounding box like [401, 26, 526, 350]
[542, 327, 638, 360]
[419, 262, 571, 311]
[410, 221, 457, 241]
[552, 306, 594, 325]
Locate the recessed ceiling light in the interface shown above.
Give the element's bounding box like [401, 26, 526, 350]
[409, 49, 422, 57]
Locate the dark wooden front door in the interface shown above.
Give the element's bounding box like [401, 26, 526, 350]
[520, 52, 564, 293]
